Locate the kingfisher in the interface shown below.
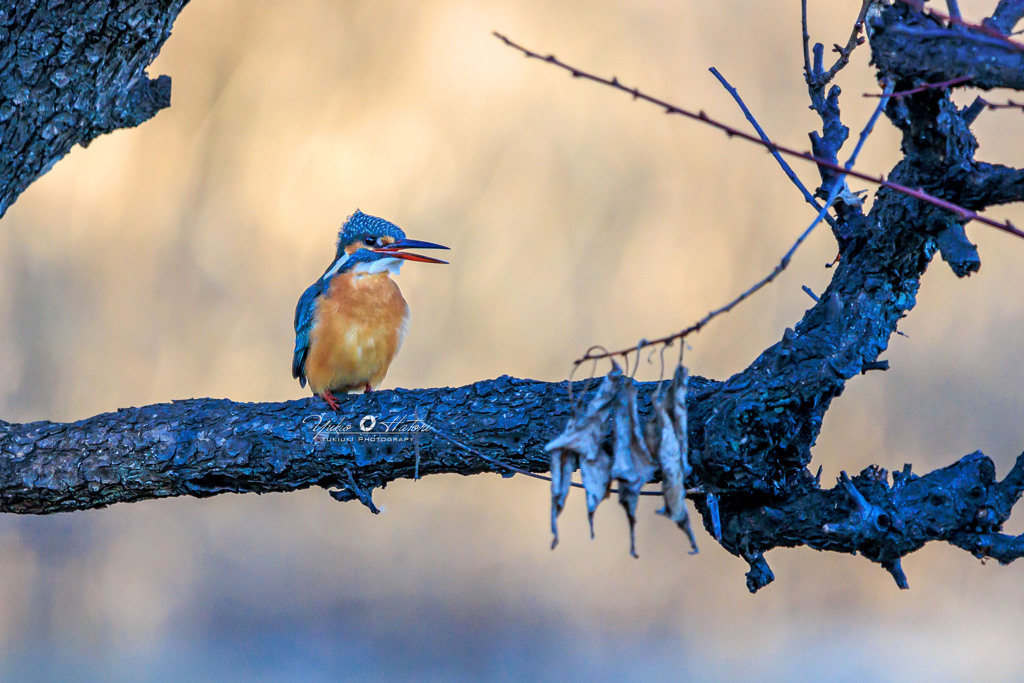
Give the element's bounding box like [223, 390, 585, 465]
[292, 210, 449, 410]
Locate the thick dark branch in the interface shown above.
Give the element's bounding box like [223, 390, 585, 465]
[0, 0, 188, 217]
[491, 16, 1024, 588]
[0, 379, 559, 513]
[685, 3, 1024, 586]
[871, 4, 1024, 91]
[716, 452, 1024, 592]
[5, 380, 1023, 594]
[0, 376, 719, 515]
[953, 162, 1024, 209]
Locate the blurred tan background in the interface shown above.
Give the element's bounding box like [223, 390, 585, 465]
[1, 0, 1024, 679]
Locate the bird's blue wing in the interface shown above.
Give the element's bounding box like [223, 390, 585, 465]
[292, 253, 368, 387]
[292, 278, 326, 387]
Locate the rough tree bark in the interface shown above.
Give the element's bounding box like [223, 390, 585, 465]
[0, 0, 187, 217]
[2, 1, 1024, 592]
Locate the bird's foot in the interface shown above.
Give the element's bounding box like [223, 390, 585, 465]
[321, 390, 342, 412]
[363, 383, 373, 393]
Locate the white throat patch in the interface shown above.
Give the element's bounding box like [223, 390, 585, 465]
[352, 258, 404, 277]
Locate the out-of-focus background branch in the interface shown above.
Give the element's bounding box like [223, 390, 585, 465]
[2, 0, 1024, 678]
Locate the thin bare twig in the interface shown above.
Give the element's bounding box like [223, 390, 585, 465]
[801, 0, 813, 82]
[709, 66, 839, 230]
[864, 76, 972, 98]
[492, 32, 1024, 241]
[849, 80, 896, 163]
[979, 97, 1024, 112]
[818, 0, 874, 84]
[571, 80, 896, 367]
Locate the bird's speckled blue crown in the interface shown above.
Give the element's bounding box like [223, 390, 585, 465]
[336, 210, 407, 253]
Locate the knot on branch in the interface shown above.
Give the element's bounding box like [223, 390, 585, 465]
[822, 470, 908, 586]
[934, 220, 981, 276]
[328, 468, 380, 514]
[824, 470, 904, 537]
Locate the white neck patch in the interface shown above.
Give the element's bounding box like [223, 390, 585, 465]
[352, 257, 404, 277]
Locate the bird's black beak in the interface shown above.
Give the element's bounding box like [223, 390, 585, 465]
[373, 238, 450, 264]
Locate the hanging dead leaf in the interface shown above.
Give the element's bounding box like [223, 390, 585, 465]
[611, 379, 657, 557]
[547, 360, 698, 558]
[654, 364, 698, 553]
[545, 363, 622, 547]
[668, 363, 692, 479]
[579, 443, 612, 538]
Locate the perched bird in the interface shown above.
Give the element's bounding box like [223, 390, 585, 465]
[292, 210, 449, 410]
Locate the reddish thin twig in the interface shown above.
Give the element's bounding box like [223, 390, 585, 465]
[864, 76, 972, 98]
[492, 32, 1024, 368]
[574, 81, 895, 368]
[980, 97, 1024, 112]
[896, 0, 1024, 52]
[492, 32, 1024, 243]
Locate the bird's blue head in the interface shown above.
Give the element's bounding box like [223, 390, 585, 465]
[322, 210, 449, 280]
[336, 210, 408, 257]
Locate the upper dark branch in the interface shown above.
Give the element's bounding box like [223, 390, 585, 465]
[895, 0, 1024, 52]
[985, 0, 1024, 35]
[869, 3, 1024, 268]
[0, 0, 188, 218]
[872, 3, 1024, 90]
[953, 162, 1024, 209]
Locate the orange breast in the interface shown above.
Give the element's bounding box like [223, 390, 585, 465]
[305, 272, 410, 394]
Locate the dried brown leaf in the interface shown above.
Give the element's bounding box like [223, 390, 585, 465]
[547, 363, 696, 557]
[611, 380, 657, 557]
[669, 363, 691, 479]
[654, 366, 698, 553]
[545, 364, 622, 547]
[548, 448, 576, 549]
[580, 444, 612, 538]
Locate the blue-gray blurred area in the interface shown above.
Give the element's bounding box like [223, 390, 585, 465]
[2, 0, 1024, 680]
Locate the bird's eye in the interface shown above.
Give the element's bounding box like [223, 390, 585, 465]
[363, 236, 375, 246]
